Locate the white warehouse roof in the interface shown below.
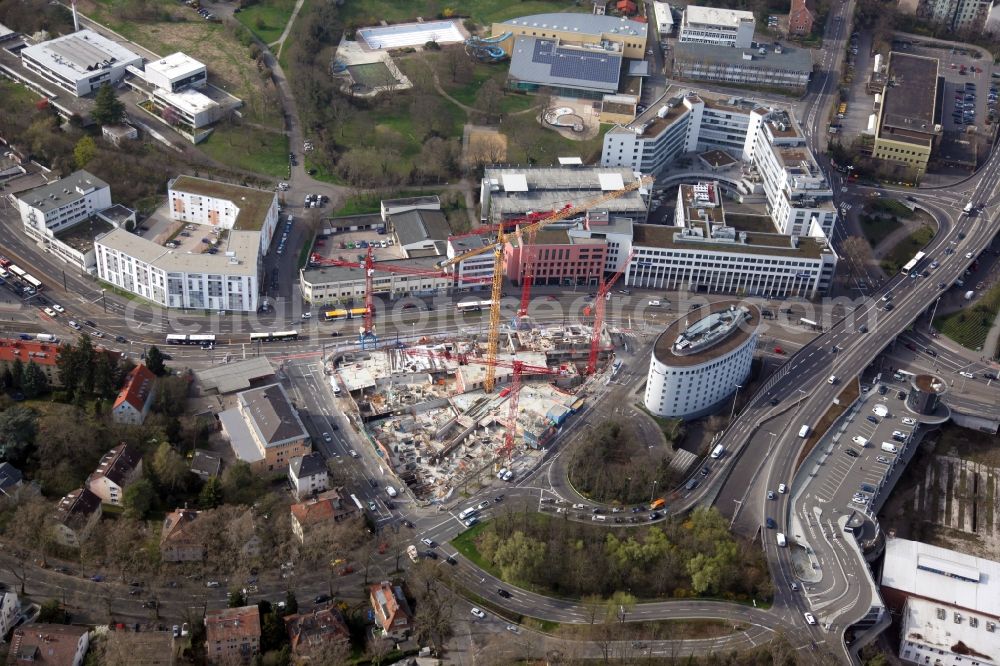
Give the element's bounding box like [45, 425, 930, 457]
[684, 6, 755, 27]
[21, 30, 141, 84]
[145, 52, 205, 82]
[881, 537, 1000, 616]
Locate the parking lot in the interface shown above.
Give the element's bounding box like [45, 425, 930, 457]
[310, 229, 406, 266]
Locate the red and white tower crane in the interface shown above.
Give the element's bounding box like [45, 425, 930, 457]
[586, 250, 634, 375]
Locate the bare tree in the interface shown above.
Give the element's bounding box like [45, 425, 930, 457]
[474, 78, 505, 124]
[3, 496, 54, 594]
[365, 634, 393, 665]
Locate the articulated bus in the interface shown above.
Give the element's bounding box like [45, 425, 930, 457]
[455, 300, 494, 313]
[323, 307, 368, 321]
[165, 334, 217, 345]
[22, 274, 43, 291]
[8, 265, 25, 279]
[249, 330, 299, 343]
[900, 251, 926, 276]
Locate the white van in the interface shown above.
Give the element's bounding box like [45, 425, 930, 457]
[329, 377, 341, 395]
[881, 442, 898, 454]
[852, 436, 869, 448]
[776, 533, 787, 547]
[710, 444, 725, 459]
[798, 425, 810, 438]
[386, 485, 398, 498]
[458, 507, 477, 521]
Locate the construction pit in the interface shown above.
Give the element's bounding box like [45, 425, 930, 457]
[325, 322, 604, 502]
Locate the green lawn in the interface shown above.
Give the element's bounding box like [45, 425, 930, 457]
[340, 0, 585, 28]
[199, 125, 290, 178]
[333, 190, 429, 216]
[1, 81, 41, 109]
[236, 0, 297, 44]
[867, 198, 915, 218]
[860, 214, 902, 247]
[934, 281, 1000, 355]
[880, 225, 934, 275]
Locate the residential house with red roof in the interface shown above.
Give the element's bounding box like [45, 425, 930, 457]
[86, 443, 143, 505]
[284, 604, 350, 659]
[205, 605, 260, 664]
[7, 624, 89, 666]
[160, 508, 204, 562]
[289, 488, 356, 544]
[369, 581, 413, 639]
[112, 364, 157, 425]
[0, 338, 61, 387]
[788, 0, 815, 35]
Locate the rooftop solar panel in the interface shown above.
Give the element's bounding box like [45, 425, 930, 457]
[532, 39, 620, 85]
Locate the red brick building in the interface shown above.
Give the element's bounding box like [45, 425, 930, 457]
[504, 230, 607, 288]
[788, 0, 815, 35]
[205, 606, 260, 664]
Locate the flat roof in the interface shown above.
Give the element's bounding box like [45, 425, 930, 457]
[391, 209, 452, 248]
[508, 37, 622, 94]
[145, 52, 205, 80]
[881, 537, 1000, 616]
[219, 407, 264, 464]
[503, 12, 647, 38]
[54, 216, 114, 252]
[633, 223, 829, 259]
[881, 51, 939, 132]
[674, 42, 814, 74]
[652, 300, 759, 367]
[155, 87, 218, 114]
[17, 170, 108, 214]
[684, 5, 754, 27]
[96, 227, 259, 276]
[483, 166, 647, 217]
[301, 256, 446, 286]
[901, 597, 1000, 659]
[169, 175, 275, 231]
[197, 357, 275, 394]
[20, 29, 141, 85]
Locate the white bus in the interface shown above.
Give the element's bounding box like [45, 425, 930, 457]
[900, 251, 926, 276]
[166, 333, 217, 345]
[456, 300, 493, 313]
[249, 330, 299, 343]
[350, 494, 364, 510]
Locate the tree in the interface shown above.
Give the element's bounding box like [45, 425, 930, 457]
[221, 462, 265, 505]
[3, 496, 54, 594]
[93, 354, 117, 399]
[37, 599, 69, 624]
[199, 475, 223, 508]
[20, 361, 49, 399]
[474, 77, 504, 124]
[228, 589, 247, 607]
[0, 406, 38, 463]
[145, 347, 166, 377]
[154, 375, 189, 417]
[92, 83, 125, 126]
[123, 478, 156, 519]
[283, 590, 298, 615]
[365, 635, 392, 666]
[152, 442, 188, 492]
[73, 136, 97, 169]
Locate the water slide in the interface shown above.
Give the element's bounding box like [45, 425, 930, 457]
[465, 32, 512, 62]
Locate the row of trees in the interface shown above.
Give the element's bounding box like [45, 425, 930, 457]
[0, 359, 50, 399]
[472, 506, 773, 601]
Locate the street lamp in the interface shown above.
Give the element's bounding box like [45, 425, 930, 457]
[649, 479, 658, 503]
[101, 289, 107, 313]
[727, 383, 743, 427]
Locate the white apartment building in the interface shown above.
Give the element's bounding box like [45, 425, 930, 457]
[167, 175, 279, 254]
[0, 591, 19, 643]
[882, 537, 1000, 666]
[95, 227, 260, 311]
[679, 6, 755, 48]
[20, 29, 142, 96]
[15, 170, 112, 236]
[644, 302, 759, 419]
[448, 234, 497, 290]
[653, 1, 674, 36]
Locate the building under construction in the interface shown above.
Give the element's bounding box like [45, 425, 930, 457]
[325, 322, 602, 501]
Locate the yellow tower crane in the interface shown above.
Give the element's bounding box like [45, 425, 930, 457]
[439, 176, 653, 393]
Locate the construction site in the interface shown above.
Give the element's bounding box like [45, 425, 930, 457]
[311, 176, 649, 501]
[325, 320, 611, 502]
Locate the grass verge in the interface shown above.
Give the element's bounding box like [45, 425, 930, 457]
[934, 280, 1000, 354]
[333, 190, 429, 216]
[235, 0, 297, 44]
[880, 224, 934, 275]
[794, 380, 860, 471]
[199, 125, 290, 178]
[338, 0, 586, 27]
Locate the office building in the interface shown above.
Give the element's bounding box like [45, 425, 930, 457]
[143, 52, 207, 92]
[219, 383, 311, 473]
[505, 228, 607, 287]
[95, 176, 277, 311]
[653, 1, 674, 36]
[919, 0, 992, 32]
[492, 13, 648, 60]
[601, 93, 836, 237]
[671, 42, 813, 92]
[872, 52, 941, 177]
[20, 29, 141, 96]
[644, 301, 759, 419]
[625, 182, 837, 298]
[678, 6, 755, 48]
[15, 170, 112, 237]
[300, 257, 453, 305]
[881, 537, 1000, 666]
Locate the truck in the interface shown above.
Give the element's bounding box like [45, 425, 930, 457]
[407, 545, 419, 562]
[798, 425, 810, 438]
[35, 333, 58, 343]
[881, 442, 898, 454]
[965, 290, 975, 300]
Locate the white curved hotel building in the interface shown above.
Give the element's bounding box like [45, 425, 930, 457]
[644, 302, 759, 420]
